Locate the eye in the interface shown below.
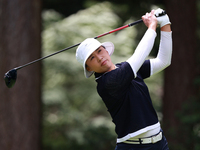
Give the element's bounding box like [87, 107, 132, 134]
[90, 56, 94, 60]
[98, 49, 102, 53]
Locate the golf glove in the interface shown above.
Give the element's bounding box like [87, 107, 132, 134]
[154, 8, 171, 27]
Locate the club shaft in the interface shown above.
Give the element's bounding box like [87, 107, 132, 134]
[15, 43, 81, 70]
[94, 19, 143, 39]
[15, 19, 144, 70]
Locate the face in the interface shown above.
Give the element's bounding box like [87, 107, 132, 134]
[86, 46, 115, 74]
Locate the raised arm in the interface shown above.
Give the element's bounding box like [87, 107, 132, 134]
[127, 10, 157, 78]
[150, 9, 172, 75]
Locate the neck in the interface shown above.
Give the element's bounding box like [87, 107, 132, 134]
[95, 63, 116, 79]
[107, 63, 116, 72]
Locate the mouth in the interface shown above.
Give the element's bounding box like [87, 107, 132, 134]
[101, 60, 107, 66]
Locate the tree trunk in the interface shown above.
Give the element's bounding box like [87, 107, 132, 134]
[163, 0, 197, 149]
[0, 0, 42, 149]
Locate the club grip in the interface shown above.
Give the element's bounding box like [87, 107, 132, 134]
[128, 10, 167, 27]
[155, 10, 166, 17]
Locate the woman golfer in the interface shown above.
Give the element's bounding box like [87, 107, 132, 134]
[76, 8, 172, 150]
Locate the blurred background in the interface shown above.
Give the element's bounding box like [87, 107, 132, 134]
[0, 0, 200, 150]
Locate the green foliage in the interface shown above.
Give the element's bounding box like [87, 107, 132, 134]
[41, 2, 163, 149]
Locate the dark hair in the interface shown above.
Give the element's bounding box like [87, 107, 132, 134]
[85, 64, 88, 69]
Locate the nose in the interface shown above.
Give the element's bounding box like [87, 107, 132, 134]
[96, 55, 103, 62]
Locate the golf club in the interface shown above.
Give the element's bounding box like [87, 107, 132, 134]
[4, 10, 166, 88]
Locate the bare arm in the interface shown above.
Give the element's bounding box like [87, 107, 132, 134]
[161, 24, 171, 32]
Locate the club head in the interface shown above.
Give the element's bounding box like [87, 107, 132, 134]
[4, 69, 17, 88]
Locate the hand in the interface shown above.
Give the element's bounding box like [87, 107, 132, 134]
[142, 10, 158, 31]
[154, 8, 171, 27]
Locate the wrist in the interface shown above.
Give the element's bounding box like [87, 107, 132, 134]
[148, 22, 157, 31]
[161, 24, 171, 32]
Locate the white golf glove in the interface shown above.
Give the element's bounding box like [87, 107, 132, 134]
[154, 8, 171, 27]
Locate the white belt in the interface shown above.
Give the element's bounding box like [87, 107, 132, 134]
[123, 131, 162, 144]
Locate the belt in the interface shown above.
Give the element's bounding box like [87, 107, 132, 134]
[123, 131, 162, 144]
